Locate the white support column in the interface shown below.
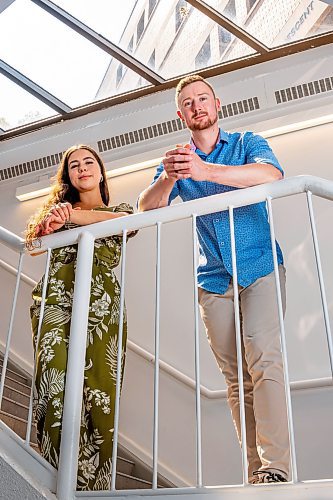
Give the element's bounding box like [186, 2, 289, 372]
[266, 196, 298, 483]
[192, 214, 203, 488]
[0, 251, 24, 407]
[152, 222, 161, 490]
[111, 230, 128, 491]
[56, 231, 95, 500]
[228, 206, 248, 485]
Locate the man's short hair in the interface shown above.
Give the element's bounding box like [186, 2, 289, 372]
[175, 74, 216, 107]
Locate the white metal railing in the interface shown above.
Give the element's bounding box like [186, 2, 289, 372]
[1, 175, 333, 499]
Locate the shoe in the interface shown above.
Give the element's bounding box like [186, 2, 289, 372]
[253, 470, 288, 483]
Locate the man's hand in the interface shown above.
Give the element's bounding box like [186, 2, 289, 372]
[162, 144, 209, 182]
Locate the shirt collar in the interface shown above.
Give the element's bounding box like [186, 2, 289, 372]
[189, 128, 229, 152]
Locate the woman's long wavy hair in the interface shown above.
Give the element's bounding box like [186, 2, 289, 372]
[25, 144, 109, 249]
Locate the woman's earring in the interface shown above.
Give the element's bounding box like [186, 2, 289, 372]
[100, 176, 103, 183]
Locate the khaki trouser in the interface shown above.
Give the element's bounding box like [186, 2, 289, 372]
[198, 266, 290, 480]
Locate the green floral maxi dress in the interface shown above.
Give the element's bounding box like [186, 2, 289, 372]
[30, 204, 134, 491]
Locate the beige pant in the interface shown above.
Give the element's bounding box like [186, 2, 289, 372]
[198, 266, 290, 480]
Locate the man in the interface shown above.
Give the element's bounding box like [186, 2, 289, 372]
[138, 75, 289, 484]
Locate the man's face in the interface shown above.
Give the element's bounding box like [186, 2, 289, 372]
[177, 81, 220, 131]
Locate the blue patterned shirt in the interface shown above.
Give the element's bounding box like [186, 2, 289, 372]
[152, 129, 284, 294]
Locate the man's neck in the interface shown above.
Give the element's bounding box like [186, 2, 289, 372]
[191, 125, 220, 155]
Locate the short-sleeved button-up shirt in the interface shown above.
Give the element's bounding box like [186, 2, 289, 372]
[152, 129, 284, 294]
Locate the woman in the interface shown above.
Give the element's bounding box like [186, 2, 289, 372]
[26, 144, 135, 491]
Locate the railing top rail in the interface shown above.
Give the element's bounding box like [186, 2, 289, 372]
[0, 225, 25, 252]
[1, 175, 332, 253]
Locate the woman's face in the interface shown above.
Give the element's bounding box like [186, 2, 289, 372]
[67, 149, 102, 194]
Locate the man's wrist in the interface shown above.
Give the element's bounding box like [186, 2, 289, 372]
[206, 163, 226, 182]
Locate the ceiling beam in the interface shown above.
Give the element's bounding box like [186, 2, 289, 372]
[31, 0, 165, 85]
[186, 0, 269, 54]
[0, 59, 72, 114]
[0, 0, 16, 14]
[1, 32, 332, 142]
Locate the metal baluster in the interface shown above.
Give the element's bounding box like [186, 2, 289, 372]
[192, 214, 202, 487]
[0, 251, 24, 407]
[26, 248, 52, 445]
[228, 206, 248, 485]
[57, 232, 95, 500]
[152, 222, 161, 489]
[306, 190, 333, 375]
[267, 196, 298, 483]
[111, 230, 128, 490]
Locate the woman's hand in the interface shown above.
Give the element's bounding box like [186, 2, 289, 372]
[37, 202, 73, 236]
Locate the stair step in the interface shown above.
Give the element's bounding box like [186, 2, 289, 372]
[116, 470, 155, 490]
[1, 395, 29, 421]
[2, 384, 31, 406]
[0, 361, 31, 386]
[0, 374, 31, 395]
[0, 410, 37, 442]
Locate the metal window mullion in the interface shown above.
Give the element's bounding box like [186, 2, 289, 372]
[266, 196, 298, 483]
[228, 206, 248, 485]
[306, 191, 333, 375]
[111, 230, 128, 491]
[192, 215, 202, 487]
[0, 251, 24, 408]
[26, 248, 52, 445]
[56, 232, 95, 500]
[0, 59, 71, 114]
[152, 222, 161, 489]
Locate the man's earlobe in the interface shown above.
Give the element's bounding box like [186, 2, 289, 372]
[177, 110, 184, 121]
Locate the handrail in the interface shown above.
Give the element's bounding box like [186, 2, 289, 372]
[33, 175, 333, 252]
[0, 226, 25, 252]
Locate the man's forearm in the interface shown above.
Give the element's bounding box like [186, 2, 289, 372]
[205, 162, 282, 188]
[138, 171, 176, 211]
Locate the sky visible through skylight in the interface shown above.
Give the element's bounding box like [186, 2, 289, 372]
[0, 0, 136, 129]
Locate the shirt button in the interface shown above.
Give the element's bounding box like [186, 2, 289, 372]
[221, 242, 225, 246]
[214, 218, 219, 223]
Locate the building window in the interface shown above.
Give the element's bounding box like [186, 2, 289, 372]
[116, 64, 123, 87]
[224, 0, 236, 19]
[246, 0, 258, 13]
[127, 35, 134, 53]
[148, 49, 155, 70]
[148, 0, 157, 18]
[195, 35, 211, 70]
[137, 11, 145, 42]
[218, 25, 232, 56]
[175, 0, 188, 32]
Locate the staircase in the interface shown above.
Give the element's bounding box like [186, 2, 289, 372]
[0, 353, 173, 494]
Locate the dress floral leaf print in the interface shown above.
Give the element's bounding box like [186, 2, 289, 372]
[30, 203, 134, 490]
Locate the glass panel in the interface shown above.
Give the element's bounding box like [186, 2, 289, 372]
[53, 0, 137, 44]
[99, 0, 255, 90]
[204, 0, 333, 48]
[0, 0, 111, 108]
[97, 65, 150, 100]
[0, 74, 57, 130]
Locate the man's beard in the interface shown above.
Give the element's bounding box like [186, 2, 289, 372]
[188, 111, 218, 131]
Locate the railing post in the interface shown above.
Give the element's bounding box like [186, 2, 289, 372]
[111, 230, 128, 491]
[228, 206, 248, 485]
[0, 251, 24, 408]
[26, 248, 52, 445]
[306, 190, 333, 375]
[152, 222, 161, 489]
[267, 196, 298, 483]
[192, 214, 203, 488]
[56, 231, 95, 500]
